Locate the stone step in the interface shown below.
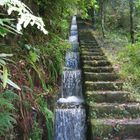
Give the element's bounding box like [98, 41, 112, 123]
[80, 45, 99, 49]
[102, 137, 140, 140]
[81, 47, 101, 50]
[78, 21, 140, 140]
[80, 43, 98, 47]
[82, 51, 104, 56]
[80, 40, 97, 44]
[81, 55, 106, 61]
[85, 81, 123, 91]
[79, 38, 96, 41]
[83, 66, 114, 73]
[89, 103, 140, 119]
[81, 48, 102, 52]
[124, 138, 140, 140]
[81, 50, 102, 54]
[86, 91, 135, 103]
[90, 118, 140, 139]
[81, 46, 99, 50]
[83, 60, 111, 67]
[84, 72, 119, 81]
[79, 38, 95, 41]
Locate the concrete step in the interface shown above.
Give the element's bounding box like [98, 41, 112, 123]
[89, 103, 140, 119]
[83, 60, 111, 67]
[81, 55, 106, 61]
[83, 66, 114, 73]
[86, 91, 135, 103]
[90, 118, 140, 139]
[85, 81, 123, 91]
[84, 72, 119, 81]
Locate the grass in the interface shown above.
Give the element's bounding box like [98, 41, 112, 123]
[94, 29, 140, 101]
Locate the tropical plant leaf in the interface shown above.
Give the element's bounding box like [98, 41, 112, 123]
[7, 78, 21, 90]
[0, 74, 21, 90]
[3, 66, 8, 88]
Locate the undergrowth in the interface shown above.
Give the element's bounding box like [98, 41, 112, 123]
[0, 35, 70, 139]
[117, 42, 140, 101]
[101, 31, 140, 100]
[0, 90, 18, 138]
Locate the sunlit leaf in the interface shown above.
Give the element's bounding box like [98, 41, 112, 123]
[3, 66, 8, 88]
[0, 74, 21, 90]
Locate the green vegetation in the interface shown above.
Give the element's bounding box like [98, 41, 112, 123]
[92, 0, 140, 97]
[104, 42, 140, 102]
[0, 90, 17, 138]
[0, 0, 96, 139]
[1, 0, 140, 139]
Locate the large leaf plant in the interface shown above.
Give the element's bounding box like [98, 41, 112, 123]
[0, 0, 48, 90]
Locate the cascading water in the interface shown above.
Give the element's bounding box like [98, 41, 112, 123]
[65, 52, 80, 69]
[55, 15, 86, 140]
[61, 70, 82, 98]
[71, 30, 78, 36]
[55, 109, 86, 140]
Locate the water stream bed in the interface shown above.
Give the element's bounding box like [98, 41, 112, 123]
[55, 15, 86, 140]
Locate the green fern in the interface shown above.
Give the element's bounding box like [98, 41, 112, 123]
[37, 96, 54, 140]
[0, 90, 18, 137]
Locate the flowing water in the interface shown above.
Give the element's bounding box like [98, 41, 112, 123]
[61, 70, 82, 98]
[57, 96, 84, 105]
[71, 25, 78, 31]
[71, 16, 77, 25]
[65, 52, 80, 69]
[71, 30, 78, 36]
[55, 108, 86, 140]
[70, 42, 79, 52]
[69, 35, 78, 43]
[55, 16, 86, 140]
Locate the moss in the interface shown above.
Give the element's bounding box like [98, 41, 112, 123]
[91, 120, 113, 139]
[89, 103, 140, 119]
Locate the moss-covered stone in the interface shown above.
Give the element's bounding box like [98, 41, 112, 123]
[79, 27, 140, 139]
[85, 81, 123, 91]
[89, 103, 140, 119]
[91, 119, 140, 139]
[83, 66, 114, 73]
[82, 51, 105, 56]
[81, 55, 106, 61]
[83, 60, 111, 67]
[86, 91, 134, 103]
[84, 72, 119, 81]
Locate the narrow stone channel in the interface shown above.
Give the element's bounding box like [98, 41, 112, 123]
[55, 16, 86, 140]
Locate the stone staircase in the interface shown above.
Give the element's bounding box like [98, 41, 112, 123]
[78, 20, 140, 140]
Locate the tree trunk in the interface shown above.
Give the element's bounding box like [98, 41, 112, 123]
[129, 0, 135, 44]
[92, 7, 96, 29]
[100, 0, 105, 37]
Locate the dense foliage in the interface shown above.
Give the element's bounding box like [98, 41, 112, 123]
[94, 0, 140, 101]
[1, 0, 140, 139]
[0, 0, 96, 139]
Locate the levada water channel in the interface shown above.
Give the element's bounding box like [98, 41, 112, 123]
[55, 16, 86, 140]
